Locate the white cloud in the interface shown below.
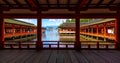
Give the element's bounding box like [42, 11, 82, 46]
[15, 19, 37, 25]
[49, 19, 56, 22]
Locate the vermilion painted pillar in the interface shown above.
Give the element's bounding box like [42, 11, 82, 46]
[96, 25, 99, 40]
[20, 26, 22, 34]
[36, 18, 43, 49]
[116, 10, 120, 49]
[96, 26, 98, 35]
[0, 18, 4, 49]
[75, 11, 80, 50]
[91, 27, 93, 34]
[12, 25, 15, 36]
[103, 24, 107, 41]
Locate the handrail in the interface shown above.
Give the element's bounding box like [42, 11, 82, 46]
[3, 41, 116, 49]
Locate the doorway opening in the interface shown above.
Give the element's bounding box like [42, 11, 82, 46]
[42, 19, 75, 49]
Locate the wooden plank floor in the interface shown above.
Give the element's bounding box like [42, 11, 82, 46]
[0, 50, 120, 63]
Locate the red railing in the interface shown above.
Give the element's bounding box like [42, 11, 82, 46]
[5, 32, 37, 38]
[3, 41, 117, 49]
[42, 41, 74, 49]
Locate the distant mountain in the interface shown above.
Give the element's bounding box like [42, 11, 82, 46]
[45, 26, 58, 30]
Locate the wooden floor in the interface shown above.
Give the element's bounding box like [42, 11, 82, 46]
[0, 50, 120, 63]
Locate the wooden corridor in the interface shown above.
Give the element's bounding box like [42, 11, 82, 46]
[0, 50, 120, 63]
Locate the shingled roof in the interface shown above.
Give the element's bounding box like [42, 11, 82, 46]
[80, 18, 116, 27]
[59, 18, 116, 28]
[4, 19, 37, 27]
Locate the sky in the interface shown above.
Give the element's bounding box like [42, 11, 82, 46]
[15, 19, 66, 27]
[42, 19, 66, 27]
[15, 19, 37, 25]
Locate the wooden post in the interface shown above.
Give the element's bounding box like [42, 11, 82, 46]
[0, 18, 4, 49]
[115, 10, 120, 49]
[36, 18, 43, 49]
[96, 26, 98, 35]
[75, 11, 80, 50]
[103, 24, 107, 41]
[97, 42, 99, 49]
[12, 25, 15, 36]
[96, 25, 99, 40]
[19, 41, 22, 49]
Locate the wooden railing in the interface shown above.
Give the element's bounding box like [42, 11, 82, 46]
[2, 41, 117, 49]
[80, 32, 115, 40]
[5, 32, 37, 38]
[42, 41, 74, 49]
[4, 41, 36, 49]
[79, 41, 116, 49]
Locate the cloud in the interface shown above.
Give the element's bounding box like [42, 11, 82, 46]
[15, 19, 37, 25]
[49, 19, 56, 22]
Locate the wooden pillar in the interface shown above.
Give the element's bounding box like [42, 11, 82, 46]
[75, 11, 80, 50]
[91, 27, 93, 34]
[0, 18, 4, 49]
[96, 26, 98, 35]
[0, 8, 4, 49]
[116, 10, 120, 49]
[96, 25, 99, 40]
[20, 26, 22, 34]
[12, 25, 15, 36]
[103, 24, 107, 41]
[36, 18, 43, 49]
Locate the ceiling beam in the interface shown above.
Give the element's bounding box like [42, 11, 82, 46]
[57, 0, 59, 7]
[13, 0, 22, 7]
[25, 0, 37, 7]
[0, 13, 117, 18]
[1, 5, 118, 11]
[3, 0, 12, 7]
[86, 0, 92, 7]
[76, 0, 87, 10]
[96, 0, 104, 7]
[0, 7, 3, 14]
[34, 0, 41, 8]
[79, 0, 86, 7]
[67, 0, 70, 7]
[46, 0, 50, 7]
[107, 0, 115, 6]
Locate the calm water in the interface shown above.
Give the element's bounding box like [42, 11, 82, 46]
[42, 26, 60, 45]
[42, 27, 59, 41]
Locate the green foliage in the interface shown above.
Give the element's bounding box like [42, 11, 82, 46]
[80, 19, 91, 22]
[65, 19, 91, 23]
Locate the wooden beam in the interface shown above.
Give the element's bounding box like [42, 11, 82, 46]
[79, 0, 87, 7]
[3, 0, 12, 7]
[1, 5, 118, 11]
[0, 13, 117, 18]
[57, 0, 59, 7]
[86, 0, 92, 7]
[76, 0, 87, 10]
[46, 0, 50, 7]
[67, 0, 70, 7]
[0, 7, 3, 13]
[34, 0, 41, 8]
[13, 0, 22, 7]
[25, 0, 37, 7]
[96, 0, 104, 7]
[107, 0, 115, 6]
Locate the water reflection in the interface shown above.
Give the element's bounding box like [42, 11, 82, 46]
[42, 26, 59, 45]
[42, 26, 59, 41]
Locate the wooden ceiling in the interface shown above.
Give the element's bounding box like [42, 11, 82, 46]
[0, 0, 120, 14]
